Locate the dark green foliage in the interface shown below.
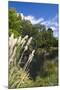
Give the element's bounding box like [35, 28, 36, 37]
[9, 29, 20, 38]
[21, 20, 32, 37]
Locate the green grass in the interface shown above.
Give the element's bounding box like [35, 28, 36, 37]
[9, 59, 58, 88]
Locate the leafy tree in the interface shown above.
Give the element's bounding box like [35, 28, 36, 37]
[21, 20, 32, 37]
[9, 9, 22, 36]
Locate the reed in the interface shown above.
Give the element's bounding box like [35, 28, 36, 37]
[9, 33, 35, 88]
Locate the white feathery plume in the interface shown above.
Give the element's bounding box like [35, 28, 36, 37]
[20, 35, 28, 44]
[23, 50, 35, 71]
[24, 37, 32, 52]
[9, 33, 18, 64]
[13, 38, 17, 46]
[28, 50, 35, 63]
[9, 34, 36, 86]
[9, 33, 17, 49]
[17, 36, 21, 45]
[10, 33, 14, 40]
[9, 37, 17, 58]
[9, 34, 14, 58]
[26, 37, 32, 46]
[24, 46, 28, 51]
[9, 34, 35, 69]
[18, 37, 33, 64]
[9, 33, 14, 47]
[9, 47, 17, 65]
[12, 47, 17, 59]
[21, 40, 26, 49]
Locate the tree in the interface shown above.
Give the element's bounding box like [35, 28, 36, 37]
[21, 20, 32, 37]
[9, 9, 22, 36]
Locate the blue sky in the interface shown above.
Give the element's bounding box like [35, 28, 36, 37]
[8, 1, 59, 37]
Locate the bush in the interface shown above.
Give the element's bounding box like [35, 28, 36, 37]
[9, 65, 33, 88]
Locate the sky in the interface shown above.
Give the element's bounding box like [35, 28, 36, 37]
[8, 1, 59, 37]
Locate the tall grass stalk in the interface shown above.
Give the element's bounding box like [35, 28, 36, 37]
[9, 33, 35, 88]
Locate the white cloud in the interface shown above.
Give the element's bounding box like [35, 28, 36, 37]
[20, 13, 24, 20]
[41, 15, 58, 30]
[20, 13, 44, 24]
[50, 26, 56, 30]
[24, 15, 44, 24]
[20, 13, 58, 37]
